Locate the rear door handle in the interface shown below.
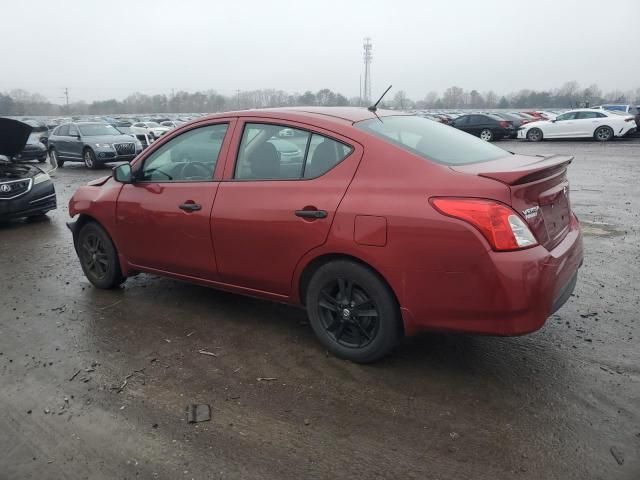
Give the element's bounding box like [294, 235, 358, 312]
[179, 202, 202, 212]
[295, 209, 327, 219]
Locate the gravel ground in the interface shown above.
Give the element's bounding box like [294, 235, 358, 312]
[0, 137, 639, 479]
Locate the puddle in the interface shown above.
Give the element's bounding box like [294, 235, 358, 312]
[580, 221, 623, 237]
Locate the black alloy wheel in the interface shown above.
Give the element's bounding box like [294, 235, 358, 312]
[306, 261, 401, 363]
[77, 222, 124, 289]
[318, 278, 380, 349]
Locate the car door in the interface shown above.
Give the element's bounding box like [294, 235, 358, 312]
[67, 124, 83, 159]
[115, 121, 235, 280]
[452, 115, 470, 133]
[471, 115, 492, 136]
[575, 111, 605, 136]
[547, 112, 579, 137]
[211, 120, 362, 295]
[52, 125, 70, 157]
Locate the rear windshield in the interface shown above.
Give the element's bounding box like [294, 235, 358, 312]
[355, 115, 508, 165]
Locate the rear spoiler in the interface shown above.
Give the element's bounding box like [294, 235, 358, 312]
[453, 154, 573, 186]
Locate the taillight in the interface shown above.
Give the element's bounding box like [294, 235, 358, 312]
[499, 121, 510, 128]
[430, 198, 538, 251]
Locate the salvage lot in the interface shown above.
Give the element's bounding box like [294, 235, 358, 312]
[1, 138, 639, 479]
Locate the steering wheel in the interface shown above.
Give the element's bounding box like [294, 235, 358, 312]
[179, 161, 211, 180]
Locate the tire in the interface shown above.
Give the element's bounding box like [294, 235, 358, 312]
[594, 126, 613, 142]
[49, 148, 63, 167]
[83, 148, 99, 169]
[526, 128, 543, 142]
[479, 129, 494, 142]
[305, 260, 401, 363]
[77, 222, 125, 289]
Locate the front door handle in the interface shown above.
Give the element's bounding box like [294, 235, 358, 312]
[295, 209, 327, 219]
[179, 202, 202, 212]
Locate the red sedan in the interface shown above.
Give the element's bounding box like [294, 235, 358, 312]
[68, 108, 583, 363]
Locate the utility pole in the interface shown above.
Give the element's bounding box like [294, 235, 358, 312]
[363, 38, 372, 105]
[236, 89, 241, 109]
[64, 87, 69, 108]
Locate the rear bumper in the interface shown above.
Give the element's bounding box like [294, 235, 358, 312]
[399, 214, 583, 336]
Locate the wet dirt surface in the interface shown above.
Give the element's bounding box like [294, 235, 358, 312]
[1, 138, 639, 479]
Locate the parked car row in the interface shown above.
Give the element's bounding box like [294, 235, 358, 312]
[415, 104, 638, 142]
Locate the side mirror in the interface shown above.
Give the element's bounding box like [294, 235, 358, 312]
[113, 163, 134, 184]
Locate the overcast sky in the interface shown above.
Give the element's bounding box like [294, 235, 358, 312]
[2, 0, 638, 103]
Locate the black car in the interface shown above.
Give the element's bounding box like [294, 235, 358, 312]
[48, 122, 143, 169]
[490, 112, 531, 138]
[449, 114, 515, 141]
[0, 118, 57, 221]
[11, 132, 48, 162]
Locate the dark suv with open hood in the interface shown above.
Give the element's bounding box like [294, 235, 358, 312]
[0, 118, 56, 220]
[48, 122, 142, 169]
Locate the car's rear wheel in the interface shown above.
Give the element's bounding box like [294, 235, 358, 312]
[83, 148, 99, 169]
[526, 128, 543, 142]
[49, 148, 63, 167]
[77, 222, 125, 289]
[306, 260, 401, 363]
[594, 126, 613, 142]
[479, 129, 494, 141]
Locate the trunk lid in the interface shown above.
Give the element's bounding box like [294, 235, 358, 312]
[452, 154, 573, 250]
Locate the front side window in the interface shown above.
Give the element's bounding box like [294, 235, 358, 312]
[234, 123, 352, 180]
[556, 112, 578, 121]
[453, 116, 469, 126]
[68, 124, 79, 136]
[139, 124, 228, 182]
[356, 115, 507, 166]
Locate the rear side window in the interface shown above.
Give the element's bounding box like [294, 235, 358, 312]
[577, 111, 605, 119]
[356, 115, 508, 166]
[234, 123, 352, 180]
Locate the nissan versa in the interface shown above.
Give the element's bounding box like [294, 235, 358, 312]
[67, 108, 583, 362]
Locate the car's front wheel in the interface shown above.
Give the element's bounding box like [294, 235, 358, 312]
[594, 126, 613, 142]
[479, 129, 494, 141]
[306, 260, 401, 363]
[77, 222, 125, 289]
[83, 148, 99, 169]
[526, 128, 543, 142]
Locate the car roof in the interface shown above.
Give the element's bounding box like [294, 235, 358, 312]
[201, 107, 408, 126]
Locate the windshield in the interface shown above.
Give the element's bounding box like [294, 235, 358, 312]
[146, 122, 160, 127]
[355, 116, 508, 165]
[78, 123, 122, 136]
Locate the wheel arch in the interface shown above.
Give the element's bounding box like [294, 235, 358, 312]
[70, 213, 132, 276]
[593, 124, 614, 138]
[297, 252, 405, 336]
[299, 251, 398, 302]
